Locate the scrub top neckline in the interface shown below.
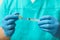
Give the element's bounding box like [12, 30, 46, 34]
[31, 0, 36, 4]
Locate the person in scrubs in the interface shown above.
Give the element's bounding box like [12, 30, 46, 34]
[0, 0, 60, 40]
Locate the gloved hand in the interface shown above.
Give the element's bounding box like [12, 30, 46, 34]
[1, 13, 19, 37]
[38, 15, 60, 38]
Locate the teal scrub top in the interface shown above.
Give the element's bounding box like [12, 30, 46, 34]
[0, 0, 60, 40]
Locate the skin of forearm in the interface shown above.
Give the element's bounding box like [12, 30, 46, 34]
[0, 27, 10, 40]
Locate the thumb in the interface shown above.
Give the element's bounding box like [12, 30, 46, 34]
[12, 13, 20, 15]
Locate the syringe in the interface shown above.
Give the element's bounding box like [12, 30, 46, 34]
[18, 15, 40, 22]
[14, 13, 40, 22]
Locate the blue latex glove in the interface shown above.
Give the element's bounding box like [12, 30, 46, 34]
[2, 13, 19, 37]
[38, 15, 60, 37]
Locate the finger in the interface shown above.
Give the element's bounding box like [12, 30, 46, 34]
[4, 15, 19, 20]
[39, 24, 53, 29]
[4, 23, 16, 30]
[7, 23, 16, 30]
[40, 15, 52, 21]
[4, 29, 15, 37]
[38, 20, 52, 25]
[6, 19, 16, 25]
[40, 28, 50, 32]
